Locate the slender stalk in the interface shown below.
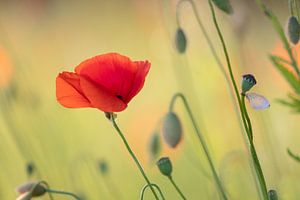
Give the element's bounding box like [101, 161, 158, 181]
[46, 189, 81, 200]
[168, 176, 187, 200]
[207, 1, 269, 199]
[255, 0, 300, 77]
[140, 183, 166, 200]
[169, 93, 227, 200]
[110, 116, 160, 200]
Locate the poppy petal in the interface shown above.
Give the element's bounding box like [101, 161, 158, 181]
[56, 72, 92, 108]
[75, 53, 147, 103]
[125, 60, 150, 102]
[246, 92, 270, 110]
[79, 76, 127, 112]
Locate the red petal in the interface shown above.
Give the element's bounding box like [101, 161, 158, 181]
[56, 72, 92, 108]
[79, 76, 127, 112]
[75, 53, 150, 103]
[126, 60, 150, 102]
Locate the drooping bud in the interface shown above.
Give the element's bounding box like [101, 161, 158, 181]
[241, 74, 257, 94]
[156, 157, 172, 177]
[16, 182, 47, 197]
[287, 16, 300, 45]
[268, 189, 278, 200]
[148, 132, 161, 160]
[212, 0, 233, 14]
[98, 160, 109, 175]
[162, 112, 182, 148]
[175, 28, 187, 53]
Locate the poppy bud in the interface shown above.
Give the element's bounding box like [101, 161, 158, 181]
[26, 162, 35, 177]
[175, 28, 187, 53]
[16, 182, 47, 197]
[148, 132, 161, 160]
[156, 157, 172, 177]
[268, 189, 278, 200]
[212, 0, 233, 14]
[287, 16, 300, 45]
[241, 74, 257, 94]
[98, 160, 109, 175]
[162, 112, 182, 148]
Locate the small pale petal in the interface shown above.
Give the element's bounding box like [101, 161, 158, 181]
[246, 92, 270, 110]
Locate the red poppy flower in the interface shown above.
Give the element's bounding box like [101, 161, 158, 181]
[56, 53, 151, 112]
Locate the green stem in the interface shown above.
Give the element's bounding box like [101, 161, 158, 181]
[140, 183, 166, 200]
[168, 176, 187, 200]
[255, 0, 300, 77]
[208, 1, 269, 199]
[169, 93, 227, 200]
[110, 116, 160, 200]
[46, 189, 81, 200]
[241, 95, 268, 199]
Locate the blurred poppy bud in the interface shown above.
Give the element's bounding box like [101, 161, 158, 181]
[268, 189, 278, 200]
[212, 0, 233, 14]
[162, 112, 182, 148]
[156, 157, 172, 177]
[148, 132, 161, 160]
[175, 28, 187, 53]
[26, 162, 35, 177]
[98, 160, 109, 175]
[16, 182, 46, 197]
[287, 16, 300, 45]
[241, 74, 257, 94]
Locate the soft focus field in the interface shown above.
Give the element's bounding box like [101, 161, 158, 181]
[0, 0, 300, 199]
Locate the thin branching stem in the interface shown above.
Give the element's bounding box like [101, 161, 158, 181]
[140, 183, 165, 200]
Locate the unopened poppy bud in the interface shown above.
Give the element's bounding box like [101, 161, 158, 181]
[26, 162, 35, 177]
[98, 160, 109, 175]
[16, 182, 47, 197]
[212, 0, 233, 14]
[156, 157, 172, 177]
[268, 189, 278, 200]
[148, 132, 161, 160]
[287, 16, 300, 45]
[162, 112, 182, 148]
[241, 74, 257, 94]
[175, 28, 187, 53]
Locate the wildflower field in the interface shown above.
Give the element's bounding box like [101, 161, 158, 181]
[1, 0, 300, 199]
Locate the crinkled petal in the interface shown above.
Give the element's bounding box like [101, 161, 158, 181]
[56, 72, 92, 108]
[80, 76, 127, 112]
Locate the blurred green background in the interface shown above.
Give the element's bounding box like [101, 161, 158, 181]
[0, 0, 299, 199]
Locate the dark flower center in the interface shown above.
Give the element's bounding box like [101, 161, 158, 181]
[116, 95, 123, 100]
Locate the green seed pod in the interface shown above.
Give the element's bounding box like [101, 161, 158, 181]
[16, 182, 47, 197]
[156, 157, 172, 177]
[98, 160, 109, 175]
[162, 112, 182, 148]
[241, 74, 257, 94]
[148, 132, 161, 160]
[268, 189, 278, 200]
[175, 28, 187, 53]
[287, 16, 300, 45]
[212, 0, 233, 14]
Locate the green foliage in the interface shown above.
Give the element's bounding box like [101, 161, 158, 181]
[270, 55, 300, 112]
[211, 0, 233, 14]
[287, 148, 300, 163]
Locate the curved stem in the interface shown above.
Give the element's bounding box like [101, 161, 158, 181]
[207, 1, 269, 199]
[241, 95, 268, 197]
[110, 116, 160, 200]
[169, 93, 227, 200]
[140, 183, 165, 200]
[168, 176, 187, 200]
[46, 189, 81, 200]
